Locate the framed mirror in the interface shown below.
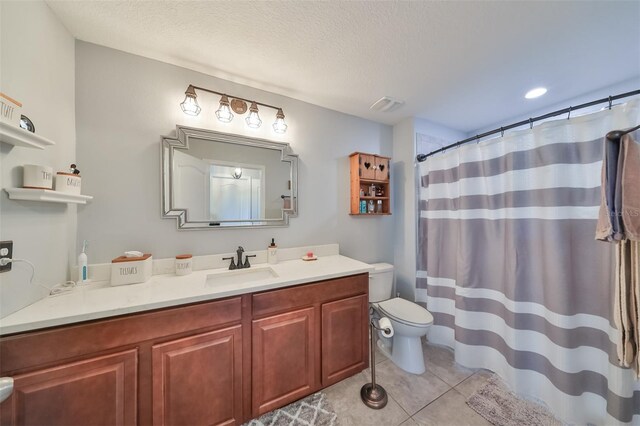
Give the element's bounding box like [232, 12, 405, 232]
[162, 126, 298, 229]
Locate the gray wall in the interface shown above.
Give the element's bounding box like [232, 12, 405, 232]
[392, 117, 465, 301]
[0, 1, 77, 317]
[75, 42, 394, 264]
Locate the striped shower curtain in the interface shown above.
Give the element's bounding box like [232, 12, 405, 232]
[417, 99, 640, 425]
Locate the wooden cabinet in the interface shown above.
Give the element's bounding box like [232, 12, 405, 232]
[152, 326, 243, 426]
[321, 295, 368, 387]
[350, 152, 391, 215]
[0, 274, 369, 425]
[0, 296, 244, 426]
[252, 308, 316, 415]
[0, 350, 137, 426]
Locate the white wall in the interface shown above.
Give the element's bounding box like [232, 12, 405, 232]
[469, 77, 640, 137]
[0, 1, 76, 317]
[75, 42, 394, 266]
[392, 117, 465, 301]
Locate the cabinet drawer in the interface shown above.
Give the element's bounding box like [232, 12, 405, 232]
[252, 274, 368, 318]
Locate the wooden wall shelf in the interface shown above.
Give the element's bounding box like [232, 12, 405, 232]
[349, 152, 391, 215]
[0, 122, 55, 150]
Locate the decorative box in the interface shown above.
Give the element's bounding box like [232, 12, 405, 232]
[55, 172, 81, 195]
[23, 164, 53, 189]
[0, 93, 22, 126]
[111, 254, 152, 286]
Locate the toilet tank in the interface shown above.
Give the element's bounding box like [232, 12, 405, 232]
[368, 263, 394, 303]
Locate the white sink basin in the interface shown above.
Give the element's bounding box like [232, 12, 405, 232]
[206, 267, 278, 287]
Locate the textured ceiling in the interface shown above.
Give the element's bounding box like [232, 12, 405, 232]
[47, 1, 640, 132]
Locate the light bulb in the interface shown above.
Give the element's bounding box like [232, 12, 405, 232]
[245, 102, 262, 129]
[180, 86, 201, 116]
[525, 87, 547, 99]
[215, 95, 234, 123]
[273, 109, 288, 134]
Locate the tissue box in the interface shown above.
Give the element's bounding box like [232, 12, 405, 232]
[0, 93, 22, 126]
[111, 254, 152, 286]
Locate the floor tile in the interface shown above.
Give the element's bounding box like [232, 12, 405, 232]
[412, 389, 492, 426]
[399, 417, 420, 426]
[423, 342, 474, 386]
[324, 371, 410, 426]
[455, 370, 493, 398]
[362, 359, 451, 416]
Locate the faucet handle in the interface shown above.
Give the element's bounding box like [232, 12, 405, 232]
[222, 257, 236, 270]
[244, 254, 256, 268]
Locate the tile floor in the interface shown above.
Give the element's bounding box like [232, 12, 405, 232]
[324, 340, 494, 426]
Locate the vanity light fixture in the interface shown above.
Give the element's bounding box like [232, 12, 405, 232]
[180, 85, 201, 116]
[215, 95, 234, 123]
[273, 109, 288, 134]
[179, 84, 288, 133]
[245, 102, 262, 129]
[232, 168, 243, 179]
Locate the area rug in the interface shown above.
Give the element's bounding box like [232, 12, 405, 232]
[466, 375, 563, 426]
[243, 392, 338, 426]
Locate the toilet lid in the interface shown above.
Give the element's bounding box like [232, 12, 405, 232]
[377, 297, 434, 326]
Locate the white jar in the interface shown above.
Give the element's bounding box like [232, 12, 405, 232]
[23, 164, 53, 189]
[55, 172, 82, 194]
[175, 254, 193, 276]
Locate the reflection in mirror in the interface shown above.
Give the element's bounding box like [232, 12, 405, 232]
[162, 126, 298, 229]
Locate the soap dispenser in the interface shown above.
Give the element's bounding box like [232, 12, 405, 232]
[267, 238, 278, 264]
[78, 240, 88, 283]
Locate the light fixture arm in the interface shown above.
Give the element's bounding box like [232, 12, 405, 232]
[189, 85, 282, 112]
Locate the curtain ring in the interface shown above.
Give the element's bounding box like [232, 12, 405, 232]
[529, 118, 534, 130]
[567, 106, 572, 120]
[608, 96, 613, 110]
[500, 127, 504, 138]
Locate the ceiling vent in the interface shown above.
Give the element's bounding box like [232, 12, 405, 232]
[369, 96, 405, 113]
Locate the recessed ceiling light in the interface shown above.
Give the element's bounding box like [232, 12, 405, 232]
[525, 87, 547, 99]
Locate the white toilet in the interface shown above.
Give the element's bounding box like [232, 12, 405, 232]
[369, 263, 434, 374]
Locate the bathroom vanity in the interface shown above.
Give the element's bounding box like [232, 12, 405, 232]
[0, 255, 370, 425]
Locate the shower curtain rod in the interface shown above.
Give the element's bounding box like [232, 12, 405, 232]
[416, 89, 640, 162]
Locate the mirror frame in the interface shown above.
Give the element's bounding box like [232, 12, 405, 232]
[162, 125, 298, 229]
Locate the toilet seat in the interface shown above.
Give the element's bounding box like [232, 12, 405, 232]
[377, 297, 433, 327]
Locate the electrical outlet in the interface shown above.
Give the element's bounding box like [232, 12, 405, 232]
[0, 241, 13, 273]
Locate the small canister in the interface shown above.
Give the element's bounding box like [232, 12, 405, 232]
[55, 172, 81, 194]
[23, 164, 53, 189]
[175, 254, 193, 276]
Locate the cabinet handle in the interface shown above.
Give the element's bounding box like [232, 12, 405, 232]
[0, 377, 14, 403]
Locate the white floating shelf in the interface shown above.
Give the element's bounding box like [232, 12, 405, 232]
[0, 122, 55, 150]
[5, 188, 93, 204]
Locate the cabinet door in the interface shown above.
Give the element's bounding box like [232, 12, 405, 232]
[375, 157, 389, 181]
[152, 325, 243, 426]
[359, 154, 376, 180]
[0, 350, 137, 426]
[252, 307, 316, 416]
[321, 295, 368, 387]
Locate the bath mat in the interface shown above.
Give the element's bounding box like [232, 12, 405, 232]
[243, 392, 338, 426]
[466, 376, 562, 426]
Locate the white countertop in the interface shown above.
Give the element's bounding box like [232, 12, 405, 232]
[0, 255, 373, 335]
